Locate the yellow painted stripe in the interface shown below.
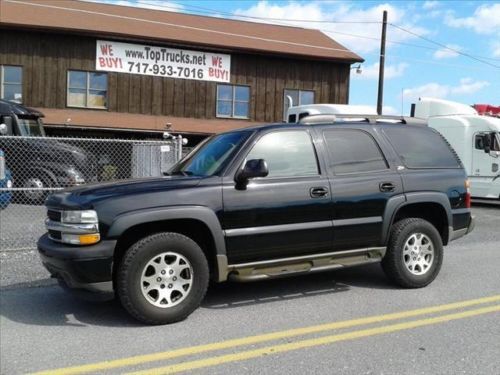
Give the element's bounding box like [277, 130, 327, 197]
[33, 295, 500, 375]
[129, 304, 500, 375]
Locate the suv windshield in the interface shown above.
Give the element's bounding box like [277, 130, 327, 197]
[170, 131, 252, 177]
[17, 118, 45, 136]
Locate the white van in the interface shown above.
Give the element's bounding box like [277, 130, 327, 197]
[286, 104, 376, 123]
[413, 98, 500, 200]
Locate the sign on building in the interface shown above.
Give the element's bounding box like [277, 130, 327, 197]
[96, 40, 230, 82]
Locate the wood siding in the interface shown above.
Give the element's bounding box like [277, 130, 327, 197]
[0, 29, 351, 123]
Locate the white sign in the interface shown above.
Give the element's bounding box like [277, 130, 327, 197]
[96, 40, 230, 82]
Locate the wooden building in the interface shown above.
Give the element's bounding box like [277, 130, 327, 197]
[0, 0, 363, 138]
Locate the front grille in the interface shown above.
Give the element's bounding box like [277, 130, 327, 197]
[47, 210, 61, 222]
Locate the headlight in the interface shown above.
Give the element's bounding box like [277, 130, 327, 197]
[47, 209, 100, 245]
[6, 180, 12, 189]
[61, 210, 98, 224]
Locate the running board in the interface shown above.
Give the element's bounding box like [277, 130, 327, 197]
[227, 247, 386, 282]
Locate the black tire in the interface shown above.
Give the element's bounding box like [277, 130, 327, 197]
[116, 232, 209, 325]
[19, 173, 53, 205]
[382, 218, 443, 288]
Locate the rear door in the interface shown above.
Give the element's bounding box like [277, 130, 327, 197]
[321, 128, 404, 250]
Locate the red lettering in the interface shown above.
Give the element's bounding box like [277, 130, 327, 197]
[211, 56, 222, 67]
[100, 44, 113, 56]
[98, 57, 106, 68]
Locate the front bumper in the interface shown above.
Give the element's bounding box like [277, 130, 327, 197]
[449, 215, 475, 242]
[37, 234, 116, 295]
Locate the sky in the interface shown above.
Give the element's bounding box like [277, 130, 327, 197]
[92, 0, 500, 115]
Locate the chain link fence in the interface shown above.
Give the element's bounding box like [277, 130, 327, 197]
[0, 135, 183, 251]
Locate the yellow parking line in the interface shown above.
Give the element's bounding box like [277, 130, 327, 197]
[33, 295, 500, 375]
[128, 304, 500, 375]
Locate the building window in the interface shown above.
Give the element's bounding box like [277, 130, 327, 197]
[283, 89, 314, 120]
[67, 70, 108, 109]
[216, 84, 250, 119]
[1, 65, 23, 103]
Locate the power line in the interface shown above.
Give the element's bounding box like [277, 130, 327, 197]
[135, 0, 500, 64]
[384, 54, 500, 72]
[6, 0, 353, 53]
[389, 23, 500, 69]
[141, 1, 381, 24]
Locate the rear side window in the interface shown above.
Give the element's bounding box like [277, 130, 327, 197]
[383, 127, 461, 168]
[323, 129, 388, 174]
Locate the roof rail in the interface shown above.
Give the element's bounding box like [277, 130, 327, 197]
[298, 114, 427, 126]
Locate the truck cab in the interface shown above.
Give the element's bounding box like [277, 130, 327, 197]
[413, 98, 500, 200]
[0, 99, 96, 204]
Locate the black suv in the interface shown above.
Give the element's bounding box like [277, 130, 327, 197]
[38, 116, 475, 324]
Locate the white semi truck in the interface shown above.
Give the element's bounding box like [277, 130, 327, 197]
[286, 98, 500, 200]
[413, 98, 499, 200]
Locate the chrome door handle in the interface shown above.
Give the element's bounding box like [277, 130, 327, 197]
[379, 182, 396, 192]
[310, 187, 329, 198]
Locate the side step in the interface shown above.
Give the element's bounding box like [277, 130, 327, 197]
[227, 247, 386, 282]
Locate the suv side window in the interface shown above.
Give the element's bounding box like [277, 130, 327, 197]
[323, 129, 388, 174]
[246, 130, 319, 178]
[384, 127, 461, 168]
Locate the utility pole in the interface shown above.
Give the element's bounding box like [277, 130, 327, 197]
[377, 10, 387, 115]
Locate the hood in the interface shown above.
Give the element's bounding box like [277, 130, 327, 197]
[45, 175, 202, 209]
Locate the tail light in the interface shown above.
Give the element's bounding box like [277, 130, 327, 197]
[464, 179, 471, 208]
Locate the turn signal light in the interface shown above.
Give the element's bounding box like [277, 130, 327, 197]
[78, 234, 101, 245]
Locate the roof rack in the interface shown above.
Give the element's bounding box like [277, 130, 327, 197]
[298, 114, 427, 126]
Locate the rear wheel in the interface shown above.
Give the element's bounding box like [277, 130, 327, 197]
[382, 218, 443, 288]
[117, 232, 209, 325]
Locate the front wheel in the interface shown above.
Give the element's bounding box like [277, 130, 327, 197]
[382, 218, 443, 288]
[116, 232, 209, 325]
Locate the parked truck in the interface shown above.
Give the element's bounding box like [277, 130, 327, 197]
[38, 115, 474, 324]
[0, 100, 97, 204]
[412, 98, 500, 200]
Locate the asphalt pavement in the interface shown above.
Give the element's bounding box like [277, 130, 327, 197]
[0, 204, 499, 375]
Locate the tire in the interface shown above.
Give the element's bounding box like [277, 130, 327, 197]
[117, 232, 209, 325]
[382, 218, 443, 288]
[20, 173, 53, 205]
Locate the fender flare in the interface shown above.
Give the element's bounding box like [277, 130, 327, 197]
[381, 192, 452, 245]
[107, 205, 227, 256]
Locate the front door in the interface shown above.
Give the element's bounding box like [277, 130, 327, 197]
[471, 132, 500, 197]
[321, 128, 404, 250]
[222, 129, 333, 264]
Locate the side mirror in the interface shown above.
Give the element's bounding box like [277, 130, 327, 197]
[235, 159, 269, 187]
[0, 117, 13, 135]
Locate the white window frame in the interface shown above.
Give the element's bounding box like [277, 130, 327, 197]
[67, 70, 108, 109]
[283, 89, 315, 120]
[216, 84, 250, 119]
[1, 65, 23, 103]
